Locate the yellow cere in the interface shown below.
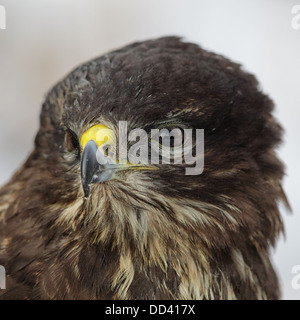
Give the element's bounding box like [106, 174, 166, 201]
[80, 124, 115, 150]
[80, 124, 157, 171]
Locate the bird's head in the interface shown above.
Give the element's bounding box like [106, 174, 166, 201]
[30, 37, 286, 252]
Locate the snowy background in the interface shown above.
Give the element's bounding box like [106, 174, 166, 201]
[0, 0, 299, 299]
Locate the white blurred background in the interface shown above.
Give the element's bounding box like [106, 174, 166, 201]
[0, 0, 299, 299]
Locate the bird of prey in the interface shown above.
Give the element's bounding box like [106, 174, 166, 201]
[0, 37, 288, 300]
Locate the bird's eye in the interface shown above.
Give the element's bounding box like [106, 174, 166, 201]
[160, 128, 184, 148]
[64, 130, 79, 152]
[151, 126, 185, 149]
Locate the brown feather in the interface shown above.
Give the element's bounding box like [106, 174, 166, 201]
[0, 37, 289, 299]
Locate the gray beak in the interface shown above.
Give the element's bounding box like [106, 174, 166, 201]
[80, 140, 115, 198]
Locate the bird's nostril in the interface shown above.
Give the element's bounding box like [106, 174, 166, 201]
[103, 144, 110, 157]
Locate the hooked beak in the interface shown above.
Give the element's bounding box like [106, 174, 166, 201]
[80, 124, 158, 199]
[80, 140, 116, 198]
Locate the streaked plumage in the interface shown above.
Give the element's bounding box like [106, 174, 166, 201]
[0, 37, 288, 299]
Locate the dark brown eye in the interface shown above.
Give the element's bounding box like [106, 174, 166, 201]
[151, 127, 184, 149]
[65, 130, 79, 152]
[160, 128, 184, 148]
